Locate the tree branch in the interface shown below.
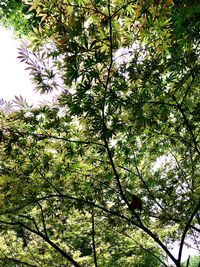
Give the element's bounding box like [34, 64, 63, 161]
[105, 224, 168, 267]
[2, 128, 104, 148]
[0, 194, 134, 226]
[37, 202, 48, 238]
[0, 219, 81, 267]
[178, 199, 200, 264]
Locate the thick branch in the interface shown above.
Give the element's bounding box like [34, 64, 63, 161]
[0, 220, 81, 267]
[140, 224, 178, 266]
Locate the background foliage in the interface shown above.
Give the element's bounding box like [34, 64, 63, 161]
[0, 0, 39, 36]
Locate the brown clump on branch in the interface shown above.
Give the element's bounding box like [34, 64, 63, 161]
[130, 195, 143, 212]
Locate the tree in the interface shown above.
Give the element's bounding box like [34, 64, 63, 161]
[0, 0, 199, 266]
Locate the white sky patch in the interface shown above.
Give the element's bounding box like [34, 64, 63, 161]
[0, 26, 53, 106]
[167, 239, 200, 266]
[152, 153, 175, 172]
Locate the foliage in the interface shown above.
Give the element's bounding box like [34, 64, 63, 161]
[188, 255, 200, 267]
[0, 0, 39, 36]
[0, 0, 200, 266]
[181, 255, 200, 267]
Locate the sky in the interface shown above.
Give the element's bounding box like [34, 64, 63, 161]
[0, 26, 199, 265]
[0, 26, 53, 106]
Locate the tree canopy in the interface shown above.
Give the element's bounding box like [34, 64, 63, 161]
[0, 0, 200, 266]
[0, 0, 39, 36]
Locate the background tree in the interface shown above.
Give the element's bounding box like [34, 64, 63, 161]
[0, 0, 200, 266]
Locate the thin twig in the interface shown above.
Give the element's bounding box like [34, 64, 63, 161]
[37, 202, 48, 238]
[91, 211, 98, 267]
